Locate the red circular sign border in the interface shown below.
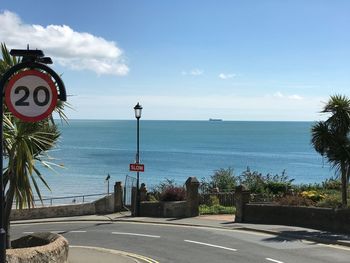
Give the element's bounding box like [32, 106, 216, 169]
[5, 69, 58, 122]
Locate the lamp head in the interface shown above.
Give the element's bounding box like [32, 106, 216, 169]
[134, 102, 143, 119]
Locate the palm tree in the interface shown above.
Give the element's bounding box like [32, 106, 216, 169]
[1, 43, 65, 247]
[311, 95, 350, 207]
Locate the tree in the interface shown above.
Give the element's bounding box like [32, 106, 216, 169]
[201, 167, 237, 192]
[1, 43, 65, 247]
[311, 95, 350, 207]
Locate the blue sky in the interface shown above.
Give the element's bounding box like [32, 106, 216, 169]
[1, 1, 349, 120]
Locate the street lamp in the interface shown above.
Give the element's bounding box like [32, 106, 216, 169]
[105, 174, 111, 195]
[134, 102, 142, 217]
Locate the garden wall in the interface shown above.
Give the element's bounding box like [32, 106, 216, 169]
[11, 194, 115, 221]
[134, 177, 200, 218]
[244, 203, 350, 233]
[140, 201, 188, 218]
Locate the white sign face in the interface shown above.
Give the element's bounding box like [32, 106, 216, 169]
[5, 70, 58, 122]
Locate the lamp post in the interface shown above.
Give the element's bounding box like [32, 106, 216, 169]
[134, 102, 142, 217]
[105, 174, 111, 195]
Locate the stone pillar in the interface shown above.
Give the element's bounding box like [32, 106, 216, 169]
[186, 177, 200, 217]
[234, 185, 250, 223]
[131, 186, 137, 216]
[114, 181, 123, 212]
[140, 183, 147, 202]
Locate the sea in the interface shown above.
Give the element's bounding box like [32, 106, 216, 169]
[38, 120, 334, 199]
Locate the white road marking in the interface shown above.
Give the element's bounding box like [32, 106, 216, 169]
[184, 239, 237, 251]
[22, 232, 34, 234]
[69, 230, 87, 233]
[50, 231, 64, 234]
[70, 245, 159, 263]
[111, 231, 160, 238]
[266, 258, 284, 263]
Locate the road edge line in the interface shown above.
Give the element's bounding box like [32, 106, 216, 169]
[70, 245, 159, 263]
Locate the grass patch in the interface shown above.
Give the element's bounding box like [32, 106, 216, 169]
[199, 204, 236, 215]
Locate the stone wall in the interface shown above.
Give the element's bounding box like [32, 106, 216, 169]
[140, 201, 188, 218]
[94, 193, 115, 214]
[7, 233, 68, 263]
[11, 194, 115, 221]
[11, 202, 95, 221]
[243, 203, 350, 233]
[233, 185, 350, 233]
[137, 177, 200, 218]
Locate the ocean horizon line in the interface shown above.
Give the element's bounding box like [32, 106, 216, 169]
[55, 118, 317, 123]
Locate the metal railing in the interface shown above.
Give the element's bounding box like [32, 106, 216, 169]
[13, 193, 109, 207]
[124, 175, 136, 207]
[200, 192, 235, 207]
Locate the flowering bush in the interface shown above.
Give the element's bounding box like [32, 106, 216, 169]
[150, 178, 186, 201]
[301, 190, 326, 202]
[160, 186, 186, 201]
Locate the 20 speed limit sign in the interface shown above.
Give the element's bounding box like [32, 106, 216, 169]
[5, 69, 58, 122]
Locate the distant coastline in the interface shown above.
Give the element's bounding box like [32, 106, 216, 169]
[209, 118, 223, 121]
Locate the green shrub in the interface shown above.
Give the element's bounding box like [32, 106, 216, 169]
[278, 195, 315, 206]
[316, 194, 342, 208]
[265, 171, 293, 195]
[293, 183, 322, 192]
[239, 167, 292, 196]
[239, 168, 266, 194]
[266, 181, 289, 195]
[147, 194, 158, 202]
[201, 167, 237, 192]
[199, 204, 236, 215]
[322, 177, 342, 190]
[292, 177, 342, 193]
[208, 195, 220, 206]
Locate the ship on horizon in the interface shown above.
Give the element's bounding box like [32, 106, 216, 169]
[209, 118, 223, 121]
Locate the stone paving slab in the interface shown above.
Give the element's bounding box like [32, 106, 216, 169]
[69, 246, 140, 263]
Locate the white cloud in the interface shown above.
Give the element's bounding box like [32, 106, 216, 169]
[288, 94, 303, 100]
[182, 68, 203, 76]
[218, 73, 235, 79]
[273, 91, 284, 98]
[273, 91, 303, 100]
[0, 10, 128, 76]
[190, 69, 203, 76]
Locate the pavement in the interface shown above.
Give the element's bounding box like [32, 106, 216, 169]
[12, 212, 350, 263]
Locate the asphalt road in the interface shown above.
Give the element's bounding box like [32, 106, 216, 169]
[10, 221, 350, 263]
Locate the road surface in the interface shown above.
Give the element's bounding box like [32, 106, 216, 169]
[11, 221, 350, 263]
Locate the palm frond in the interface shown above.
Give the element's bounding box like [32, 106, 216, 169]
[1, 42, 66, 211]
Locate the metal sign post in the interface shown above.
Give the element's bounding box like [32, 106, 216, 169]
[0, 49, 66, 263]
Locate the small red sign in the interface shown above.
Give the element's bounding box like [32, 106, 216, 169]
[130, 163, 145, 172]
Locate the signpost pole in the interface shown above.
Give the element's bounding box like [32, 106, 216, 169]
[0, 48, 67, 263]
[0, 85, 6, 263]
